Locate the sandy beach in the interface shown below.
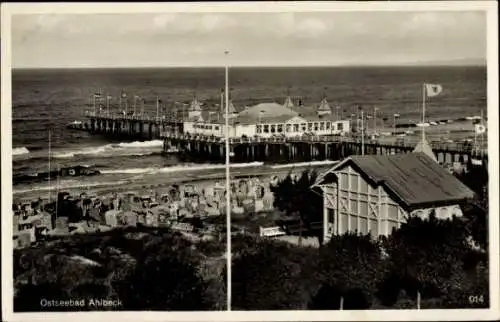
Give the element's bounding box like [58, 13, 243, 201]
[12, 162, 335, 202]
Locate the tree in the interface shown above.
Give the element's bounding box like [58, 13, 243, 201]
[381, 213, 475, 307]
[112, 240, 210, 310]
[271, 170, 323, 244]
[232, 239, 318, 310]
[312, 233, 384, 309]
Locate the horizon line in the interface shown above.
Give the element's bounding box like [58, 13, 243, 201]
[12, 63, 487, 70]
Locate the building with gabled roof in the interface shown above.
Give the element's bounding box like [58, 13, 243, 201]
[312, 152, 475, 242]
[183, 100, 350, 138]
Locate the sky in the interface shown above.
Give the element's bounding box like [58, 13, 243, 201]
[11, 11, 487, 68]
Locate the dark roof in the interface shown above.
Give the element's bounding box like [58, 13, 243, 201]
[317, 152, 475, 209]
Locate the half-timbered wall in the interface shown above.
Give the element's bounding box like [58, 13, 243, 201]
[321, 164, 466, 242]
[322, 165, 406, 241]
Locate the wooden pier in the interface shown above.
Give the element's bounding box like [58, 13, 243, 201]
[80, 111, 183, 140]
[79, 112, 487, 164]
[161, 132, 487, 165]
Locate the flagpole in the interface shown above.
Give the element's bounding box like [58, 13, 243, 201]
[361, 108, 365, 155]
[480, 109, 484, 158]
[422, 83, 426, 141]
[156, 96, 159, 119]
[474, 127, 478, 157]
[225, 50, 231, 312]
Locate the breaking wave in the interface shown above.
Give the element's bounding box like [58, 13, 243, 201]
[52, 140, 163, 159]
[100, 162, 264, 175]
[270, 160, 339, 169]
[13, 147, 30, 156]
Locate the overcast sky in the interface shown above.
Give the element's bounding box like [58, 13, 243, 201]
[11, 11, 486, 68]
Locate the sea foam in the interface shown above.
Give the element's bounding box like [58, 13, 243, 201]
[52, 140, 162, 159]
[13, 147, 30, 156]
[100, 162, 264, 175]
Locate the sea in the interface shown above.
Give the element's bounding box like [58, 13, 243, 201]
[11, 66, 487, 197]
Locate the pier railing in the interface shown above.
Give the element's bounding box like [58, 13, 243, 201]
[85, 111, 183, 123]
[160, 131, 486, 154]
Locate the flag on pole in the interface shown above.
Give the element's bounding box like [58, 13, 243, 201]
[475, 124, 486, 134]
[394, 113, 400, 118]
[121, 91, 127, 98]
[425, 83, 443, 97]
[107, 95, 112, 100]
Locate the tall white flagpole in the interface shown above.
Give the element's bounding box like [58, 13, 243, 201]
[422, 83, 426, 141]
[224, 50, 231, 311]
[156, 96, 159, 119]
[361, 108, 365, 155]
[48, 131, 51, 202]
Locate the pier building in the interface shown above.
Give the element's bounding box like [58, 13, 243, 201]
[80, 92, 487, 164]
[183, 98, 350, 139]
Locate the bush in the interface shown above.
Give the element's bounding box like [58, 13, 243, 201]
[232, 238, 319, 310]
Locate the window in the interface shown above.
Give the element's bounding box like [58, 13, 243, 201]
[350, 174, 358, 191]
[340, 173, 349, 188]
[350, 215, 358, 233]
[314, 122, 319, 131]
[359, 201, 368, 217]
[277, 124, 283, 133]
[214, 126, 220, 131]
[308, 123, 313, 131]
[256, 125, 262, 133]
[350, 199, 358, 214]
[293, 124, 299, 132]
[328, 208, 335, 223]
[369, 219, 379, 238]
[388, 204, 399, 221]
[337, 122, 344, 131]
[340, 213, 349, 234]
[286, 124, 291, 132]
[326, 122, 331, 130]
[264, 125, 269, 133]
[360, 180, 369, 193]
[320, 122, 325, 130]
[301, 123, 307, 131]
[359, 217, 368, 235]
[270, 125, 276, 133]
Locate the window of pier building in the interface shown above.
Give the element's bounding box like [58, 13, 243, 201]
[214, 126, 220, 131]
[337, 122, 344, 131]
[293, 124, 299, 132]
[301, 123, 307, 131]
[257, 125, 263, 133]
[277, 124, 283, 133]
[270, 124, 276, 133]
[286, 124, 291, 132]
[326, 122, 331, 130]
[314, 122, 319, 131]
[264, 124, 270, 133]
[308, 123, 313, 131]
[320, 122, 325, 131]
